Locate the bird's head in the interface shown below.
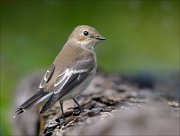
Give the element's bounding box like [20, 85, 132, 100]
[68, 25, 105, 50]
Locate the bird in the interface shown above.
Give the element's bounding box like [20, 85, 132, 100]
[14, 25, 106, 120]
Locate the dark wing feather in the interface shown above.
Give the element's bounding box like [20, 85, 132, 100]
[14, 89, 48, 118]
[53, 58, 94, 93]
[63, 73, 88, 91]
[53, 58, 95, 94]
[40, 59, 94, 113]
[39, 64, 55, 89]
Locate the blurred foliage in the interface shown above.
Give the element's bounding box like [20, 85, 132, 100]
[0, 0, 179, 135]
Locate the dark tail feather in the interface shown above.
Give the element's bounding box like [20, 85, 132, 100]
[40, 94, 61, 114]
[13, 89, 48, 118]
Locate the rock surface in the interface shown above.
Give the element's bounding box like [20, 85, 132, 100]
[42, 73, 180, 136]
[12, 71, 180, 136]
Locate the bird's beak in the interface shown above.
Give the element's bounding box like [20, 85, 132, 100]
[96, 35, 106, 40]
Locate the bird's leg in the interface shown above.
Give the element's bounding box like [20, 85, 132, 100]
[59, 100, 65, 122]
[72, 97, 84, 113]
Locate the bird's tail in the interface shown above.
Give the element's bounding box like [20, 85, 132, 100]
[13, 89, 51, 118]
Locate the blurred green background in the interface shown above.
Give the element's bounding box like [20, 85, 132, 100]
[0, 0, 179, 135]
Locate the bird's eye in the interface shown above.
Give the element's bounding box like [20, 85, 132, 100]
[83, 31, 89, 36]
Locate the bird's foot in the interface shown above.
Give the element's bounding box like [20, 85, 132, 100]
[73, 107, 86, 116]
[79, 107, 85, 113]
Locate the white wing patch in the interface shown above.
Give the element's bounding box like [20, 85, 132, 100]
[39, 81, 44, 89]
[39, 64, 55, 89]
[54, 69, 71, 87]
[53, 68, 88, 94]
[43, 70, 50, 82]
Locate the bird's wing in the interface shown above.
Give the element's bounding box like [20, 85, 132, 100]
[39, 64, 55, 89]
[40, 58, 95, 113]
